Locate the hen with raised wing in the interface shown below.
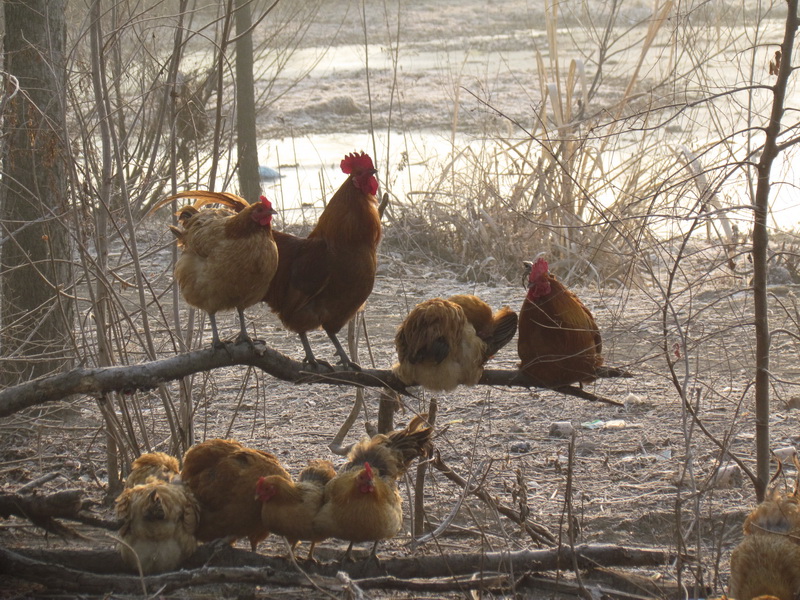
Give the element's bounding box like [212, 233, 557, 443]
[313, 415, 433, 561]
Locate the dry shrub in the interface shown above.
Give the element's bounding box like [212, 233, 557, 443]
[383, 0, 689, 288]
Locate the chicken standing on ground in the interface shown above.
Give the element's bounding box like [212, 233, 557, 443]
[124, 451, 180, 488]
[256, 458, 336, 561]
[115, 479, 199, 574]
[393, 294, 518, 391]
[518, 257, 604, 387]
[181, 438, 291, 551]
[149, 191, 279, 347]
[313, 415, 433, 562]
[729, 488, 800, 600]
[263, 151, 381, 369]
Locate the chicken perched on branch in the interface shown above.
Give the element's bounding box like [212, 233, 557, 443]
[115, 480, 199, 574]
[256, 459, 336, 561]
[393, 294, 518, 391]
[263, 151, 381, 370]
[124, 451, 180, 488]
[181, 438, 290, 551]
[313, 415, 433, 561]
[518, 258, 630, 387]
[729, 488, 800, 600]
[149, 191, 279, 347]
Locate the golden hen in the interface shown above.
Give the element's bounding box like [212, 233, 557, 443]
[730, 535, 800, 600]
[263, 151, 381, 369]
[256, 459, 336, 560]
[393, 294, 517, 391]
[149, 191, 279, 346]
[518, 257, 603, 387]
[115, 480, 199, 574]
[313, 415, 433, 561]
[181, 438, 291, 551]
[729, 488, 800, 600]
[124, 451, 180, 488]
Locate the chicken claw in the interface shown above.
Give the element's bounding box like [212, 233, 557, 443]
[234, 308, 255, 346]
[297, 333, 335, 371]
[326, 330, 362, 371]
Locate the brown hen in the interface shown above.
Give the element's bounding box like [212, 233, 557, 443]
[181, 438, 290, 551]
[518, 257, 603, 386]
[256, 459, 336, 560]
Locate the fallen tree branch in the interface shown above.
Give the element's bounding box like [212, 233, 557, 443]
[1, 543, 682, 594]
[0, 341, 627, 418]
[0, 490, 88, 539]
[0, 546, 340, 595]
[0, 488, 119, 533]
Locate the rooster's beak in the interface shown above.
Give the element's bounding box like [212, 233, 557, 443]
[522, 261, 533, 288]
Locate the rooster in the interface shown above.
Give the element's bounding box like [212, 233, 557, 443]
[729, 488, 800, 600]
[149, 191, 279, 347]
[255, 459, 336, 560]
[263, 151, 381, 369]
[518, 257, 604, 387]
[313, 415, 433, 561]
[181, 438, 291, 551]
[115, 480, 199, 574]
[393, 294, 518, 391]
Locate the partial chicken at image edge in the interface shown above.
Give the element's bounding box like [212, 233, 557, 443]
[728, 486, 800, 600]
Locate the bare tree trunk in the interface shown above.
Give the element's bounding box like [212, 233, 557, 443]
[0, 0, 73, 386]
[234, 0, 261, 201]
[752, 0, 798, 501]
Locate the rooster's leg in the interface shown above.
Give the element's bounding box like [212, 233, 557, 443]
[299, 333, 333, 370]
[325, 330, 361, 371]
[235, 307, 253, 344]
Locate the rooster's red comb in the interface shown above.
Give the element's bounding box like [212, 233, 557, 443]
[259, 195, 272, 207]
[530, 257, 549, 281]
[363, 462, 374, 478]
[341, 151, 374, 174]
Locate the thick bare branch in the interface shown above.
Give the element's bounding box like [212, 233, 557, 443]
[0, 342, 628, 418]
[0, 544, 682, 594]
